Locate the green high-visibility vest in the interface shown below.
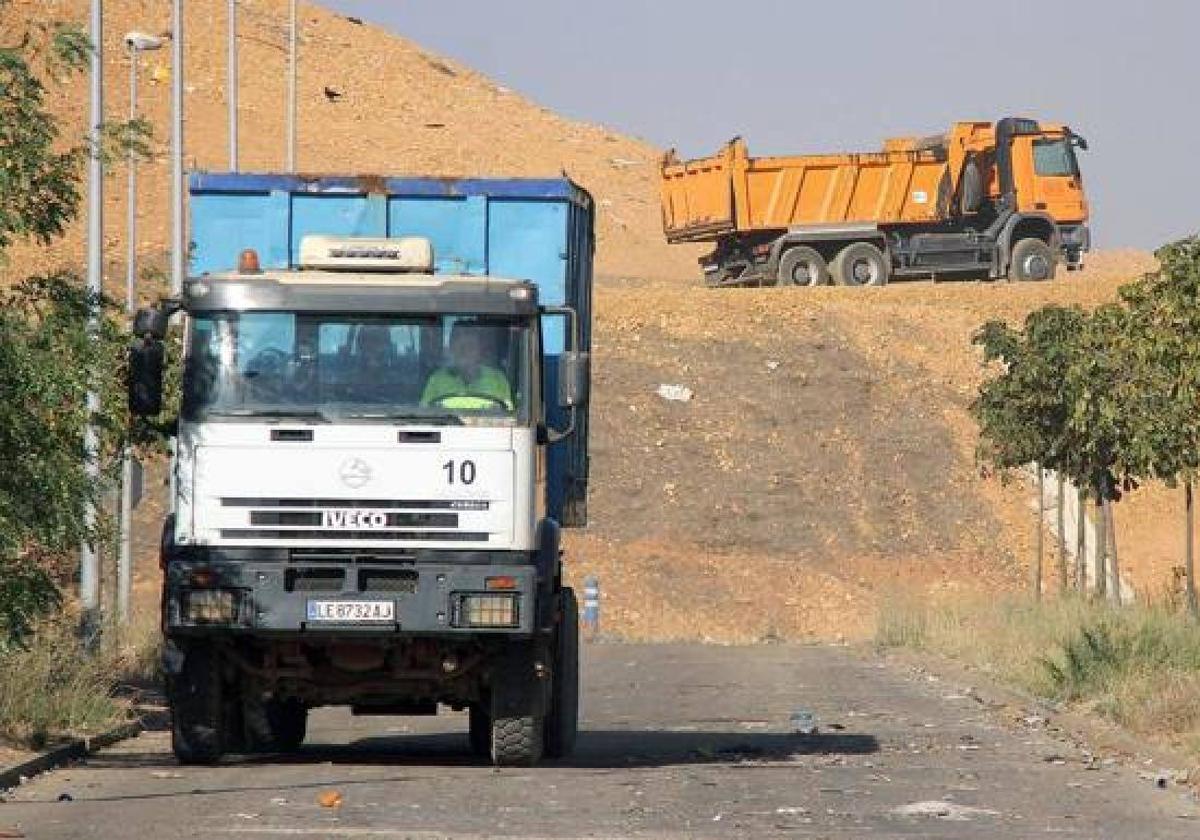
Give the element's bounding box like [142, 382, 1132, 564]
[420, 365, 513, 410]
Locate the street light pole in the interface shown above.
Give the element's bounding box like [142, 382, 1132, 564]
[119, 31, 163, 626]
[287, 0, 296, 171]
[171, 0, 184, 297]
[81, 0, 104, 643]
[227, 0, 238, 170]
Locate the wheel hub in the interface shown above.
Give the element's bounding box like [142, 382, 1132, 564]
[1023, 254, 1050, 279]
[852, 259, 876, 284]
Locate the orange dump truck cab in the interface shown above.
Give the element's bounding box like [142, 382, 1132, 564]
[660, 116, 1089, 287]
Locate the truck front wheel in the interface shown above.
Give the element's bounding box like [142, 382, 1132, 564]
[267, 699, 308, 752]
[1009, 237, 1057, 281]
[831, 242, 890, 287]
[468, 703, 491, 757]
[168, 642, 225, 765]
[544, 587, 580, 758]
[777, 246, 829, 287]
[488, 649, 545, 766]
[491, 713, 543, 766]
[244, 693, 307, 753]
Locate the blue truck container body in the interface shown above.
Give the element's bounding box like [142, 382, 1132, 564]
[188, 172, 594, 527]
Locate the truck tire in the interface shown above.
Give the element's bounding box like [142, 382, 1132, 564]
[830, 242, 889, 287]
[243, 694, 306, 753]
[169, 643, 225, 765]
[266, 699, 307, 752]
[468, 703, 491, 757]
[491, 713, 543, 767]
[1009, 237, 1057, 281]
[488, 649, 545, 766]
[544, 587, 580, 758]
[776, 246, 829, 287]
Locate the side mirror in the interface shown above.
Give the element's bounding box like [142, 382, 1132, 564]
[133, 306, 169, 340]
[128, 337, 165, 416]
[557, 351, 590, 408]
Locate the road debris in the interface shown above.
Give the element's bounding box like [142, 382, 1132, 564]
[317, 789, 344, 809]
[892, 800, 1000, 820]
[655, 384, 693, 402]
[790, 709, 818, 735]
[149, 770, 183, 779]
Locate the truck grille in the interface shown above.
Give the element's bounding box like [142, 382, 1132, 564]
[358, 569, 418, 593]
[286, 568, 344, 592]
[218, 497, 490, 542]
[282, 567, 419, 594]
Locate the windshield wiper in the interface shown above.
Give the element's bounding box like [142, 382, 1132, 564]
[206, 408, 332, 423]
[343, 410, 464, 426]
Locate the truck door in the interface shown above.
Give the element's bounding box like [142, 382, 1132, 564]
[1010, 134, 1088, 224]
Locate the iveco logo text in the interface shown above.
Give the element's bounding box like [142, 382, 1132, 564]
[338, 457, 372, 489]
[323, 510, 388, 529]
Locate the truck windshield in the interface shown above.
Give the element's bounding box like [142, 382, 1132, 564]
[181, 312, 533, 424]
[1032, 137, 1080, 177]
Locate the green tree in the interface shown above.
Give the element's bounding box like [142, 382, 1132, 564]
[973, 304, 1140, 601]
[1117, 236, 1200, 617]
[973, 305, 1087, 596]
[0, 2, 145, 644]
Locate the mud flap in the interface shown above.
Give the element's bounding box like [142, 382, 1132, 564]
[490, 645, 549, 718]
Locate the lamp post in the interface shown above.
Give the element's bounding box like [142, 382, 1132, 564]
[227, 0, 237, 170]
[287, 0, 296, 171]
[81, 0, 103, 645]
[118, 31, 163, 626]
[171, 0, 184, 297]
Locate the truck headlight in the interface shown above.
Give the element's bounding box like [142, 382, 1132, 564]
[454, 593, 519, 628]
[183, 589, 238, 624]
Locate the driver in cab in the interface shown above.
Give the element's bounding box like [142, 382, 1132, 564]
[421, 325, 513, 411]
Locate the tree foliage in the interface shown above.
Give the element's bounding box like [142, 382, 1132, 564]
[0, 4, 145, 644]
[0, 2, 92, 253]
[973, 235, 1200, 607]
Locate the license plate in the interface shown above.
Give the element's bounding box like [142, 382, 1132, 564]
[306, 600, 395, 623]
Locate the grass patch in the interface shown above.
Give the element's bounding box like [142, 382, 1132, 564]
[0, 614, 159, 751]
[876, 594, 1200, 755]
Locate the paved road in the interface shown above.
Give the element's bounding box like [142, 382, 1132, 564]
[2, 644, 1197, 838]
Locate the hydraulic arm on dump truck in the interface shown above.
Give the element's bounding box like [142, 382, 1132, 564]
[127, 174, 594, 767]
[660, 116, 1090, 287]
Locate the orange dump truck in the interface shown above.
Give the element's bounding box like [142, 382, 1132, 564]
[660, 117, 1089, 287]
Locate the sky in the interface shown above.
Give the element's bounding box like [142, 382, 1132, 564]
[324, 0, 1198, 250]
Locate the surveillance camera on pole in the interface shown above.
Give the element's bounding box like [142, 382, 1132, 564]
[124, 31, 163, 52]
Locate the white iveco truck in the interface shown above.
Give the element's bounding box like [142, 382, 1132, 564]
[128, 228, 591, 767]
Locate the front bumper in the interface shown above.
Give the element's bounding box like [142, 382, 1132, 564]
[163, 551, 538, 636]
[1057, 223, 1090, 267]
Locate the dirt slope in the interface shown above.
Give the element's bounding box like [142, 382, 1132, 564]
[6, 3, 1184, 643]
[564, 252, 1177, 641]
[2, 0, 700, 286]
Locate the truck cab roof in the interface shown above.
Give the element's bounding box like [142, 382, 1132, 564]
[183, 271, 539, 316]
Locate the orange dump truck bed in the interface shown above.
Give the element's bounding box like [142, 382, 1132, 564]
[661, 130, 985, 243]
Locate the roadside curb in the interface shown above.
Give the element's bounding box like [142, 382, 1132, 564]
[0, 721, 143, 793]
[876, 646, 1199, 794]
